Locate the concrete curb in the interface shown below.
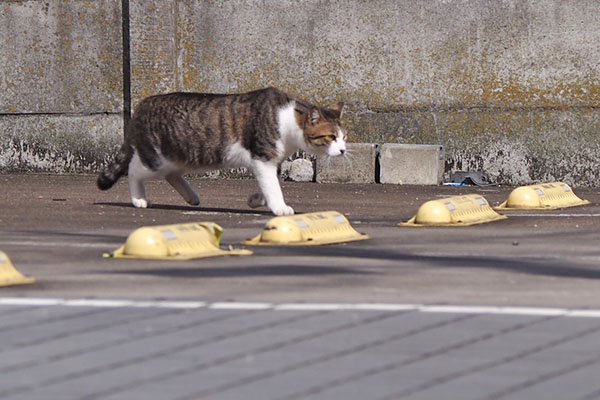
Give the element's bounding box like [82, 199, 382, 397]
[379, 143, 444, 185]
[315, 143, 444, 185]
[139, 143, 445, 186]
[316, 143, 378, 184]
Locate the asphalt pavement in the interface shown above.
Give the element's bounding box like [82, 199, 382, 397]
[1, 173, 600, 399]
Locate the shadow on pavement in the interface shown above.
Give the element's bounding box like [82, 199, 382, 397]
[101, 264, 374, 278]
[285, 246, 600, 280]
[94, 202, 273, 215]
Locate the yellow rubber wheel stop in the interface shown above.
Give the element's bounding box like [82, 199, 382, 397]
[244, 211, 369, 246]
[400, 194, 507, 227]
[496, 182, 590, 210]
[0, 251, 35, 287]
[105, 222, 252, 260]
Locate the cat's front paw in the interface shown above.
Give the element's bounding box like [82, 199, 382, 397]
[132, 197, 151, 208]
[270, 204, 294, 216]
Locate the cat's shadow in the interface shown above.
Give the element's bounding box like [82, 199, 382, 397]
[94, 202, 274, 216]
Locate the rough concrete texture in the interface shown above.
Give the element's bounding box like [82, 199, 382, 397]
[129, 1, 177, 108]
[1, 1, 123, 113]
[0, 115, 123, 172]
[1, 0, 123, 172]
[316, 143, 377, 184]
[135, 0, 600, 114]
[3, 1, 600, 185]
[348, 107, 600, 186]
[287, 158, 314, 182]
[379, 144, 444, 185]
[142, 0, 600, 186]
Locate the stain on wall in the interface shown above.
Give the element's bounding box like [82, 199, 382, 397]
[1, 1, 123, 113]
[0, 115, 123, 172]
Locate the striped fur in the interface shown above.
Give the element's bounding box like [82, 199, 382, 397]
[97, 87, 346, 215]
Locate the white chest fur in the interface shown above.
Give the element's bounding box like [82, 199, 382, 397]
[276, 102, 306, 158]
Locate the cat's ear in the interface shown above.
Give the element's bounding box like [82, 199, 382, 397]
[309, 107, 322, 125]
[332, 102, 345, 119]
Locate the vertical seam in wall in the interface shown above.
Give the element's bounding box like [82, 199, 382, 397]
[121, 0, 132, 135]
[375, 144, 381, 184]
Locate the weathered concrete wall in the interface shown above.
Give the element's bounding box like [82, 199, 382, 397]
[129, 0, 600, 186]
[129, 1, 177, 105]
[0, 0, 123, 172]
[3, 1, 600, 185]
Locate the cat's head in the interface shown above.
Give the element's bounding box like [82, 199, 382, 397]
[301, 103, 347, 157]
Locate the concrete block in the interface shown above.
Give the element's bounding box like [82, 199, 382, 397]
[0, 1, 123, 114]
[316, 143, 377, 184]
[379, 144, 444, 185]
[287, 159, 314, 182]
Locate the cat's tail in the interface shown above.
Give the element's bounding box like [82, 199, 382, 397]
[97, 143, 133, 190]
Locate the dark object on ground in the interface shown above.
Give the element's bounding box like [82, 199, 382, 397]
[449, 171, 493, 186]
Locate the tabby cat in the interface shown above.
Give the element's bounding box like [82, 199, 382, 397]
[97, 87, 347, 216]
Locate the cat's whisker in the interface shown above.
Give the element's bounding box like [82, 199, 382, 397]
[342, 149, 357, 162]
[333, 149, 353, 165]
[342, 154, 356, 170]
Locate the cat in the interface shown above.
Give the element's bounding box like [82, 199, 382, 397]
[97, 87, 347, 216]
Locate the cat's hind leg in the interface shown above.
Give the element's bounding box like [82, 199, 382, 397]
[130, 182, 150, 208]
[247, 192, 266, 209]
[166, 173, 200, 206]
[128, 152, 154, 208]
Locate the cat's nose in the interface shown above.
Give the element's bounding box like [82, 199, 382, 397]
[340, 149, 345, 155]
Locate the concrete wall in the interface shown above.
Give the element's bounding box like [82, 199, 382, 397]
[2, 1, 600, 185]
[0, 1, 123, 172]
